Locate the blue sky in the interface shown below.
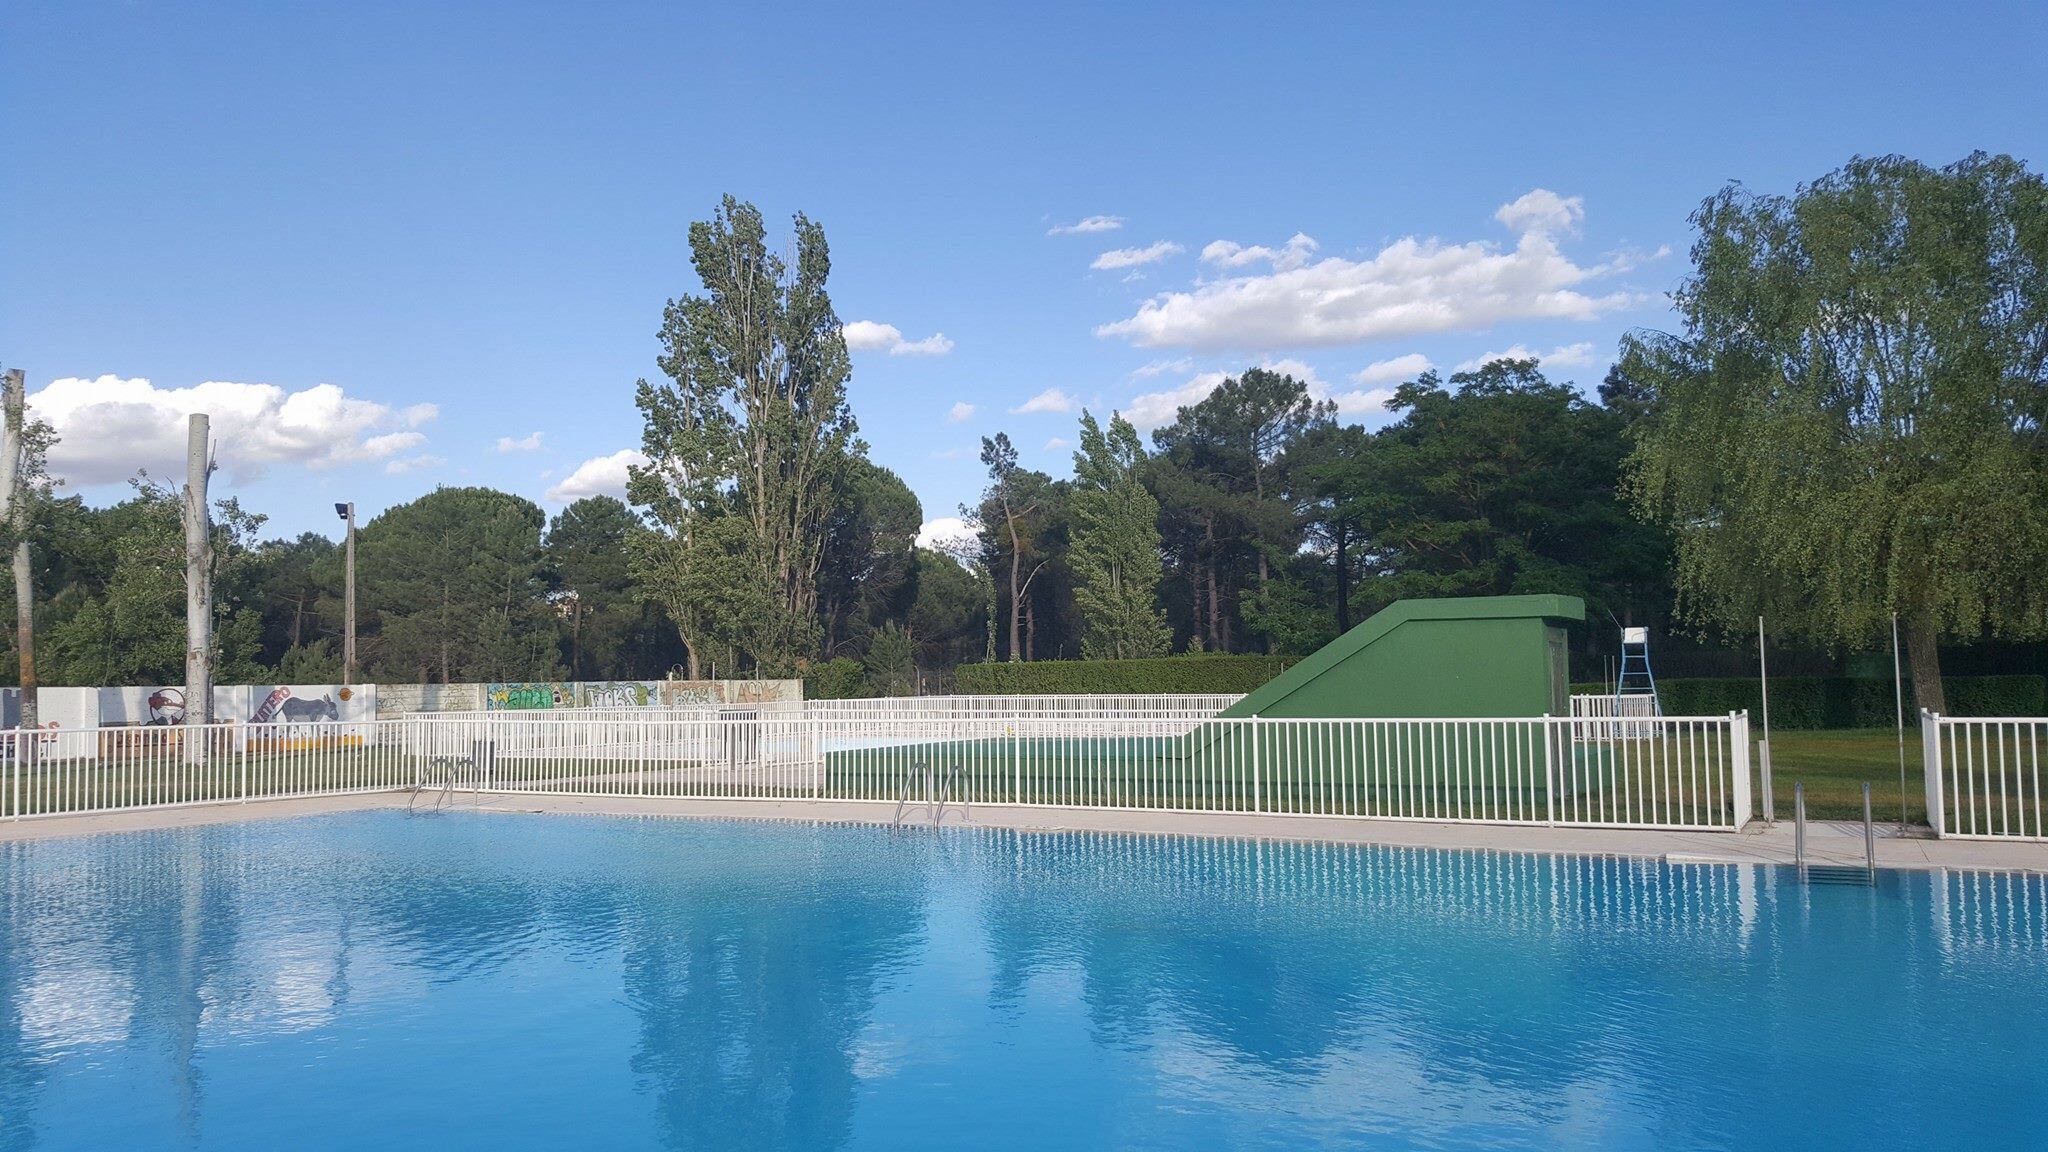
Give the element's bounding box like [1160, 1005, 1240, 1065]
[4, 2, 2044, 541]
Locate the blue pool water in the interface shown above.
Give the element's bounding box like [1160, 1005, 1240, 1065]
[1, 812, 2043, 1151]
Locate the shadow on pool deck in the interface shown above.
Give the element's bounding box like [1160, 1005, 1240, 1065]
[2, 789, 2044, 874]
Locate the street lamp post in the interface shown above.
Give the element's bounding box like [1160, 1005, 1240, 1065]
[335, 502, 356, 685]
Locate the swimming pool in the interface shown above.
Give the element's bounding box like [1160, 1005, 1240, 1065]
[1, 812, 2042, 1150]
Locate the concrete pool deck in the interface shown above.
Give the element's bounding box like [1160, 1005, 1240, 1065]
[2, 789, 2045, 874]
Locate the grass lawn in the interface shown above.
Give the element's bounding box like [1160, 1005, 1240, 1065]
[1761, 727, 1924, 824]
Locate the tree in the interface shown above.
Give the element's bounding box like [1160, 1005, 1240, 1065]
[816, 458, 921, 655]
[545, 496, 650, 679]
[1620, 153, 2048, 712]
[633, 513, 781, 679]
[631, 196, 858, 674]
[1150, 368, 1333, 652]
[1327, 360, 1668, 623]
[969, 433, 1059, 661]
[905, 546, 986, 670]
[41, 481, 268, 686]
[355, 487, 560, 682]
[861, 621, 918, 696]
[1068, 411, 1170, 659]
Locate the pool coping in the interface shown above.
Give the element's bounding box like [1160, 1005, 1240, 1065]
[3, 789, 2045, 874]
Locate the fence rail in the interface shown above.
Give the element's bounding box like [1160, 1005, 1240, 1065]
[1, 709, 1752, 832]
[1923, 712, 2048, 841]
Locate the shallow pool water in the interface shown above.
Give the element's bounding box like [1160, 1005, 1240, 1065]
[1, 811, 2043, 1150]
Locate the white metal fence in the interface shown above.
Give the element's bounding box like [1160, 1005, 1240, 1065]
[1923, 713, 2048, 841]
[2, 708, 1752, 832]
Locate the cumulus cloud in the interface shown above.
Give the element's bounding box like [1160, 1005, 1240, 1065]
[26, 375, 439, 487]
[1047, 215, 1124, 236]
[842, 321, 955, 356]
[1494, 189, 1584, 237]
[1091, 241, 1184, 271]
[546, 449, 649, 502]
[1097, 191, 1633, 351]
[1455, 341, 1598, 371]
[496, 431, 544, 452]
[916, 516, 976, 553]
[947, 402, 976, 423]
[1201, 233, 1319, 271]
[1130, 357, 1195, 378]
[1125, 359, 1401, 429]
[1043, 437, 1072, 452]
[1354, 353, 1434, 385]
[1125, 371, 1230, 430]
[384, 454, 445, 474]
[1010, 388, 1078, 415]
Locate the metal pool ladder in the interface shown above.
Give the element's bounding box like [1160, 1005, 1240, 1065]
[1793, 780, 1877, 886]
[892, 761, 968, 828]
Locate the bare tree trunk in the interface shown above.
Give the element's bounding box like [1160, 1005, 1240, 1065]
[1024, 597, 1035, 662]
[1905, 606, 1948, 715]
[1334, 517, 1350, 634]
[1, 369, 35, 730]
[183, 415, 213, 744]
[1006, 511, 1025, 662]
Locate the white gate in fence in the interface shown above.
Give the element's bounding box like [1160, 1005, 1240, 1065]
[1922, 712, 2048, 841]
[1, 701, 1753, 833]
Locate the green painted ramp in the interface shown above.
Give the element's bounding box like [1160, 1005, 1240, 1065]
[1221, 594, 1585, 720]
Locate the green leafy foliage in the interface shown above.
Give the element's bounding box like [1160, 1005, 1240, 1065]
[956, 653, 1295, 695]
[1621, 153, 2048, 712]
[1069, 411, 1170, 660]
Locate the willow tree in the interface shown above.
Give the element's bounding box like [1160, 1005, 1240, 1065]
[1070, 410, 1170, 659]
[1621, 153, 2048, 712]
[630, 196, 858, 675]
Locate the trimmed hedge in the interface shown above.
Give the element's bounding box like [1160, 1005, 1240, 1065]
[956, 653, 1297, 696]
[1569, 675, 2047, 729]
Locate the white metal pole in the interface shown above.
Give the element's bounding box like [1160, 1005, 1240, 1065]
[343, 503, 357, 686]
[1757, 616, 1773, 822]
[1892, 612, 1908, 829]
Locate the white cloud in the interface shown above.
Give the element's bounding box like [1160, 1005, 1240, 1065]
[1043, 437, 1072, 452]
[1130, 357, 1195, 378]
[1125, 359, 1402, 430]
[1201, 233, 1319, 271]
[1494, 189, 1584, 237]
[947, 402, 976, 423]
[916, 516, 977, 552]
[1091, 241, 1184, 271]
[1325, 386, 1398, 417]
[546, 449, 649, 502]
[384, 454, 445, 475]
[842, 321, 954, 356]
[1354, 353, 1434, 385]
[496, 431, 544, 453]
[1098, 192, 1632, 351]
[1125, 371, 1229, 430]
[27, 375, 439, 487]
[1047, 215, 1124, 236]
[1455, 341, 1598, 371]
[1011, 388, 1078, 415]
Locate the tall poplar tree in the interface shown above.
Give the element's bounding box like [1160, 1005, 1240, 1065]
[1069, 411, 1170, 659]
[630, 196, 858, 675]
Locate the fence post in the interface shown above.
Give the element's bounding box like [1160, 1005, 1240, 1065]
[1921, 710, 1944, 838]
[1542, 715, 1556, 826]
[1730, 711, 1752, 830]
[1250, 714, 1262, 814]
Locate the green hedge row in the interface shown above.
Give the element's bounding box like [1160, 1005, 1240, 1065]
[956, 653, 1297, 696]
[1568, 675, 2047, 729]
